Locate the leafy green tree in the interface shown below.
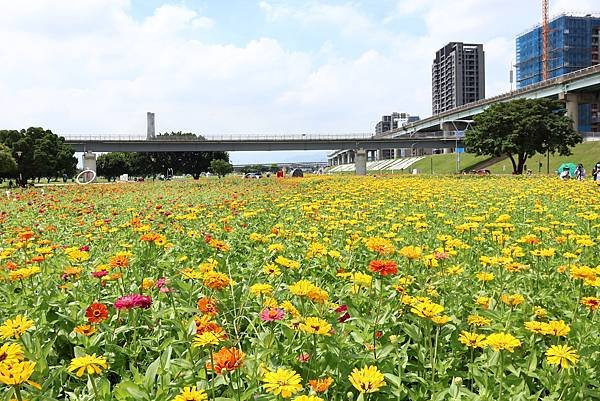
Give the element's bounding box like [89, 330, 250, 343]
[0, 144, 17, 178]
[210, 159, 233, 178]
[0, 127, 77, 183]
[97, 153, 129, 181]
[464, 99, 581, 174]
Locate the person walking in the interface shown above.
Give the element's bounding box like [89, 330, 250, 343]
[575, 164, 586, 181]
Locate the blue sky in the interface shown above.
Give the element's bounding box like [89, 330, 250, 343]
[0, 0, 596, 164]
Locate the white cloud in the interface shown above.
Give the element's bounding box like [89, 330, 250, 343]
[1, 0, 596, 164]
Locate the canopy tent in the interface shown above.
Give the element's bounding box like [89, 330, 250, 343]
[557, 162, 577, 177]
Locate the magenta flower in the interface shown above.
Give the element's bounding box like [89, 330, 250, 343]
[114, 294, 153, 310]
[260, 308, 285, 322]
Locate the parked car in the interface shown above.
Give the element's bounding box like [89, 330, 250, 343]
[244, 172, 262, 179]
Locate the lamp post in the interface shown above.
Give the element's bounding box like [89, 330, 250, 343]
[16, 151, 23, 187]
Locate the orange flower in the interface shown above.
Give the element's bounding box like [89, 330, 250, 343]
[85, 303, 109, 324]
[206, 347, 245, 374]
[368, 260, 398, 276]
[309, 377, 334, 393]
[203, 271, 232, 290]
[109, 255, 129, 268]
[197, 297, 219, 315]
[73, 324, 97, 336]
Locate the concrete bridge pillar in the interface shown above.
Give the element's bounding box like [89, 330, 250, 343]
[560, 93, 579, 132]
[147, 112, 155, 139]
[82, 151, 97, 180]
[355, 149, 367, 176]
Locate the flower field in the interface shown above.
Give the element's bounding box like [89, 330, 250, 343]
[0, 176, 599, 401]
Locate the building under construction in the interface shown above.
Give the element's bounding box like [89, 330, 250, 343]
[516, 14, 600, 131]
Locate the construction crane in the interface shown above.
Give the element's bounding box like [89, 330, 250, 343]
[542, 0, 549, 80]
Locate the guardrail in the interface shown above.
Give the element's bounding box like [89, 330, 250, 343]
[394, 63, 600, 133]
[61, 133, 381, 141]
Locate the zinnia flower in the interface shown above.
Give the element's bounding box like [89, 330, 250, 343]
[173, 386, 208, 401]
[348, 365, 386, 393]
[205, 347, 245, 374]
[458, 331, 486, 348]
[85, 302, 109, 323]
[197, 297, 219, 315]
[484, 332, 521, 352]
[203, 271, 232, 290]
[67, 354, 108, 377]
[368, 260, 398, 276]
[0, 343, 24, 364]
[114, 294, 152, 310]
[260, 308, 285, 322]
[309, 377, 333, 393]
[73, 324, 97, 336]
[0, 360, 35, 386]
[299, 317, 332, 336]
[193, 331, 225, 348]
[262, 368, 302, 398]
[546, 345, 579, 368]
[0, 316, 34, 340]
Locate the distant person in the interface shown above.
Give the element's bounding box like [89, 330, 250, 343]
[560, 167, 570, 180]
[574, 164, 586, 181]
[8, 180, 14, 189]
[592, 161, 600, 182]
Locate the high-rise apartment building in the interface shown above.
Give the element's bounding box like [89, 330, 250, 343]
[516, 14, 600, 132]
[432, 42, 485, 114]
[374, 112, 419, 135]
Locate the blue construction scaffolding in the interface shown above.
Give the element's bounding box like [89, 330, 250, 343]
[516, 14, 600, 132]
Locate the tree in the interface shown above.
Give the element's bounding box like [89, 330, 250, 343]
[0, 127, 77, 183]
[0, 144, 17, 178]
[97, 153, 129, 181]
[464, 99, 581, 174]
[210, 159, 233, 178]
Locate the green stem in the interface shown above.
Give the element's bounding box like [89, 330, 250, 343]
[498, 352, 505, 401]
[90, 377, 100, 400]
[209, 348, 216, 401]
[14, 386, 23, 401]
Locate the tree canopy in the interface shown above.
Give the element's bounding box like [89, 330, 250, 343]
[210, 159, 233, 178]
[0, 144, 17, 178]
[463, 99, 581, 174]
[0, 127, 77, 184]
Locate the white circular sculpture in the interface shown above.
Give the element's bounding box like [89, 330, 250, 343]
[76, 169, 96, 185]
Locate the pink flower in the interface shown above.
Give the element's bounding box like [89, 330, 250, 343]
[114, 294, 153, 310]
[92, 270, 108, 278]
[155, 277, 168, 289]
[298, 353, 311, 363]
[335, 304, 348, 313]
[79, 245, 90, 252]
[260, 308, 285, 322]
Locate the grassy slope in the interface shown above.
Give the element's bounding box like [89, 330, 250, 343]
[408, 153, 490, 174]
[486, 141, 600, 174]
[402, 141, 599, 175]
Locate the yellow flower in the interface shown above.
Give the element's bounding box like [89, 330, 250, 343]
[524, 321, 546, 334]
[274, 256, 300, 269]
[458, 331, 487, 348]
[467, 315, 490, 327]
[476, 296, 490, 309]
[546, 345, 579, 369]
[299, 317, 332, 336]
[173, 386, 208, 401]
[0, 360, 35, 386]
[484, 332, 521, 352]
[0, 343, 24, 364]
[399, 245, 422, 260]
[73, 325, 97, 336]
[0, 316, 34, 340]
[293, 396, 324, 401]
[365, 237, 395, 255]
[250, 283, 273, 296]
[476, 272, 494, 282]
[348, 365, 386, 393]
[141, 278, 155, 290]
[410, 301, 444, 318]
[431, 315, 451, 325]
[263, 263, 281, 276]
[67, 354, 107, 377]
[262, 368, 302, 398]
[542, 320, 570, 337]
[500, 293, 524, 307]
[193, 332, 224, 348]
[280, 301, 300, 319]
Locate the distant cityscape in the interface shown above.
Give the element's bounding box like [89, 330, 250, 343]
[328, 13, 600, 166]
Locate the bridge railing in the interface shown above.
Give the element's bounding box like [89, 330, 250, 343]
[63, 133, 453, 141]
[395, 63, 600, 133]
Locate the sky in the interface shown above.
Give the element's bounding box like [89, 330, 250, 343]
[0, 0, 597, 164]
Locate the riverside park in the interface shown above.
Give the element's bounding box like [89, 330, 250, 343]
[0, 174, 598, 400]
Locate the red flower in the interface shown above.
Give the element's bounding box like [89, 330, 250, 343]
[85, 302, 109, 323]
[368, 260, 398, 276]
